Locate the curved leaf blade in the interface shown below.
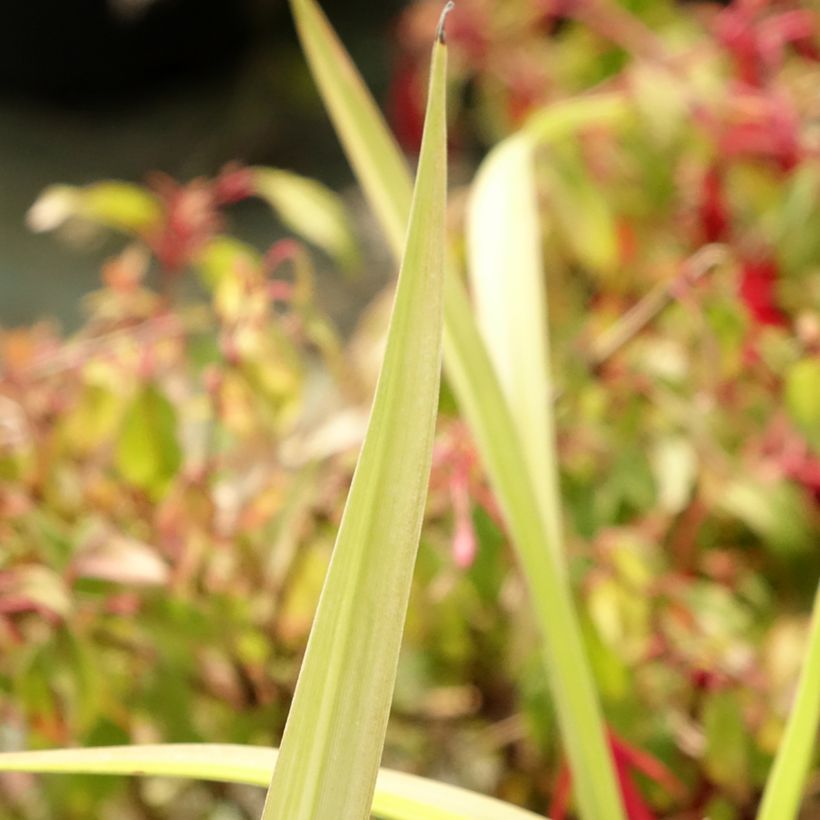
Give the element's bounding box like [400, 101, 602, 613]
[466, 133, 562, 571]
[0, 745, 544, 820]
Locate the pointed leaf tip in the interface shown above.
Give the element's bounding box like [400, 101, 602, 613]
[437, 2, 455, 44]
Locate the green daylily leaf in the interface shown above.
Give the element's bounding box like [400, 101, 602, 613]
[286, 2, 625, 818]
[261, 19, 449, 820]
[0, 745, 543, 820]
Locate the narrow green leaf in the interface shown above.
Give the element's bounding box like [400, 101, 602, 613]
[758, 582, 820, 820]
[115, 384, 181, 497]
[289, 0, 410, 255]
[287, 2, 625, 818]
[262, 21, 449, 820]
[0, 745, 542, 820]
[466, 133, 562, 571]
[251, 167, 359, 270]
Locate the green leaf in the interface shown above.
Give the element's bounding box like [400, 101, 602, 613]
[785, 358, 820, 452]
[115, 384, 182, 497]
[0, 745, 542, 820]
[541, 142, 619, 280]
[261, 21, 449, 820]
[28, 182, 162, 236]
[720, 478, 813, 555]
[703, 690, 749, 796]
[288, 0, 411, 255]
[757, 582, 820, 820]
[252, 167, 359, 270]
[195, 236, 262, 289]
[286, 2, 625, 818]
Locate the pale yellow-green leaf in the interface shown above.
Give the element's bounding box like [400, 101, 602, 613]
[466, 132, 562, 571]
[195, 236, 262, 289]
[758, 582, 820, 820]
[287, 2, 625, 817]
[28, 182, 162, 236]
[115, 384, 182, 498]
[0, 745, 543, 820]
[524, 94, 629, 145]
[261, 25, 449, 820]
[784, 358, 820, 452]
[251, 167, 358, 270]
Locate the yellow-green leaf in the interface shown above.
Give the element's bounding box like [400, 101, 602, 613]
[261, 18, 449, 820]
[195, 235, 262, 289]
[785, 358, 820, 452]
[286, 2, 625, 817]
[758, 582, 820, 820]
[252, 167, 359, 270]
[0, 744, 542, 820]
[466, 132, 562, 570]
[115, 384, 181, 497]
[28, 182, 162, 236]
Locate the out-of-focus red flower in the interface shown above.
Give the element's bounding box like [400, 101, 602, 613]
[450, 463, 477, 568]
[445, 1, 491, 64]
[147, 175, 223, 272]
[698, 165, 729, 243]
[617, 220, 638, 268]
[738, 257, 787, 327]
[719, 92, 800, 171]
[214, 164, 255, 205]
[716, 3, 818, 87]
[388, 56, 427, 154]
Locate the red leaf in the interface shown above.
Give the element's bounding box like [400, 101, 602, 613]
[698, 166, 729, 243]
[739, 257, 787, 327]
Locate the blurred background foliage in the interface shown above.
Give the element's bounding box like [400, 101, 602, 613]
[1, 0, 819, 818]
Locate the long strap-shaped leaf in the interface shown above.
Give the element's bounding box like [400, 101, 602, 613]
[466, 134, 561, 572]
[0, 745, 542, 820]
[757, 581, 820, 820]
[288, 1, 625, 818]
[261, 12, 450, 820]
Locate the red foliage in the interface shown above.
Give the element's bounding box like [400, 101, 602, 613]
[549, 729, 686, 820]
[738, 257, 788, 327]
[698, 166, 729, 243]
[387, 57, 426, 153]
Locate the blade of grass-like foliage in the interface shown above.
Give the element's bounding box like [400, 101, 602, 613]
[289, 0, 409, 255]
[757, 581, 820, 820]
[466, 133, 561, 572]
[287, 2, 625, 818]
[0, 745, 543, 820]
[261, 15, 450, 820]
